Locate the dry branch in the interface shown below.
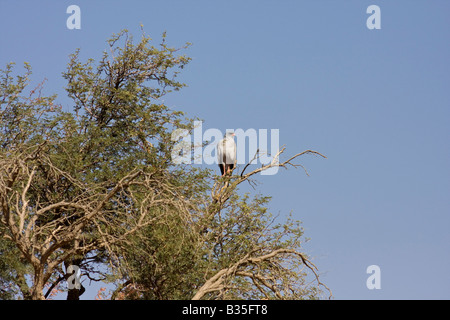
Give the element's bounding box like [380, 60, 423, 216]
[192, 248, 331, 300]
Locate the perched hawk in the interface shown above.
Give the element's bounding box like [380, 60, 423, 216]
[217, 132, 236, 176]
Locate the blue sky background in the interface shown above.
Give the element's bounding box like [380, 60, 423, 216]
[1, 0, 449, 299]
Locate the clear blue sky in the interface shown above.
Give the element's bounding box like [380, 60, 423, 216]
[1, 0, 449, 299]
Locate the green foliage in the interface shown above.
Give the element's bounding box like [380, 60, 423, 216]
[0, 30, 327, 300]
[61, 29, 193, 178]
[0, 236, 31, 299]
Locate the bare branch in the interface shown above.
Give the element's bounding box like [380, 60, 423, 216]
[202, 148, 326, 233]
[192, 248, 330, 300]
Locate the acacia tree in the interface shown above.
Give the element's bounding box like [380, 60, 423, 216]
[0, 30, 330, 300]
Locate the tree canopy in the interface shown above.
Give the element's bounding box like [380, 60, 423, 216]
[0, 30, 329, 300]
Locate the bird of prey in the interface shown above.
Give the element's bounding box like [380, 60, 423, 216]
[217, 132, 236, 176]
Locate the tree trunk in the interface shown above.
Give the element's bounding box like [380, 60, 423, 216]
[30, 268, 45, 300]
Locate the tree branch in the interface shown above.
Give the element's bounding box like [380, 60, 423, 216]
[192, 248, 331, 300]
